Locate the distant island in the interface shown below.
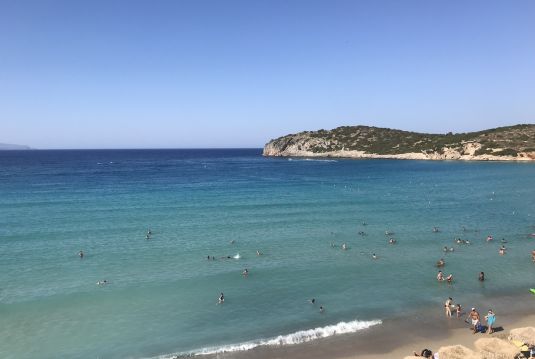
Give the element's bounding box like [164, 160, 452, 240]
[263, 124, 535, 161]
[0, 142, 31, 150]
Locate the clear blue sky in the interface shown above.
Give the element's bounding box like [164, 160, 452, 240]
[1, 0, 534, 149]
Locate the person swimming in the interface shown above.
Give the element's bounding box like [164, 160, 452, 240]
[319, 306, 324, 313]
[145, 234, 150, 240]
[389, 238, 396, 244]
[501, 238, 507, 243]
[147, 228, 152, 235]
[310, 298, 316, 304]
[79, 250, 84, 258]
[437, 271, 444, 281]
[479, 272, 485, 281]
[372, 253, 377, 260]
[218, 292, 224, 303]
[242, 268, 249, 276]
[443, 246, 449, 252]
[446, 274, 453, 283]
[432, 227, 439, 233]
[256, 250, 262, 256]
[341, 243, 347, 250]
[97, 280, 108, 285]
[436, 258, 445, 267]
[486, 235, 493, 242]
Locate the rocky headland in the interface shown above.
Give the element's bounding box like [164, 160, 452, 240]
[263, 124, 535, 161]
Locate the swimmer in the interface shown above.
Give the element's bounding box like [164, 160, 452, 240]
[479, 272, 485, 281]
[486, 235, 493, 242]
[147, 228, 152, 235]
[449, 247, 455, 252]
[230, 240, 235, 244]
[341, 243, 347, 250]
[446, 274, 453, 283]
[145, 234, 150, 240]
[242, 268, 249, 276]
[256, 250, 262, 256]
[362, 222, 367, 226]
[436, 258, 445, 267]
[385, 231, 393, 236]
[465, 240, 471, 245]
[97, 280, 108, 285]
[437, 271, 444, 281]
[443, 246, 449, 253]
[78, 250, 84, 259]
[330, 242, 337, 248]
[455, 238, 462, 244]
[499, 248, 505, 255]
[310, 298, 316, 304]
[218, 292, 224, 304]
[388, 238, 396, 244]
[372, 253, 377, 260]
[433, 227, 439, 233]
[319, 306, 324, 313]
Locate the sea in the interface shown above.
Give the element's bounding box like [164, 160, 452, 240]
[1, 149, 534, 359]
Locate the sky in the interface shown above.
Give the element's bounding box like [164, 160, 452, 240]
[1, 0, 534, 149]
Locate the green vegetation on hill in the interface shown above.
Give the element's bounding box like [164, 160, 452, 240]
[266, 124, 535, 157]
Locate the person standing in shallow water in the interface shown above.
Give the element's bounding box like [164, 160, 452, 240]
[444, 297, 453, 317]
[479, 272, 485, 281]
[78, 250, 84, 259]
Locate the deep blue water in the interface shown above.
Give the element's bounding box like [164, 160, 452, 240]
[1, 149, 534, 358]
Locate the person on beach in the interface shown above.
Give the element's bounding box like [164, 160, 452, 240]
[413, 348, 435, 358]
[436, 258, 445, 267]
[456, 303, 463, 318]
[78, 250, 84, 258]
[437, 271, 444, 281]
[485, 309, 496, 334]
[467, 308, 480, 334]
[218, 292, 224, 304]
[479, 272, 485, 281]
[444, 297, 453, 317]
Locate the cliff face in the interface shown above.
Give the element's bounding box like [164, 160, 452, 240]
[263, 124, 535, 161]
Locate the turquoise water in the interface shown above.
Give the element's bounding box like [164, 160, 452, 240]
[1, 149, 534, 358]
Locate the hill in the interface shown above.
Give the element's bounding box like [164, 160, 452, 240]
[0, 142, 31, 150]
[263, 124, 535, 161]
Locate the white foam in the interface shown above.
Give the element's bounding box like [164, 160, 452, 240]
[157, 318, 381, 358]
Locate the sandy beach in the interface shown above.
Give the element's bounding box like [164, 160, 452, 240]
[209, 290, 535, 359]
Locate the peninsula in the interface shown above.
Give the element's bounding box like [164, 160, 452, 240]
[0, 142, 31, 150]
[263, 124, 535, 161]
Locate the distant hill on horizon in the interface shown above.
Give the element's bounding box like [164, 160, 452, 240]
[264, 124, 535, 161]
[0, 142, 31, 150]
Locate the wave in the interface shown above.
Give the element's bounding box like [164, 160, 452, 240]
[158, 318, 381, 358]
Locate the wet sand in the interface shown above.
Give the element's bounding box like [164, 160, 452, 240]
[204, 290, 535, 359]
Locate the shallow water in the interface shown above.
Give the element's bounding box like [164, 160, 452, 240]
[1, 149, 534, 358]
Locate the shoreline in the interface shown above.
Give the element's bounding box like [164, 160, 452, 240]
[190, 290, 535, 359]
